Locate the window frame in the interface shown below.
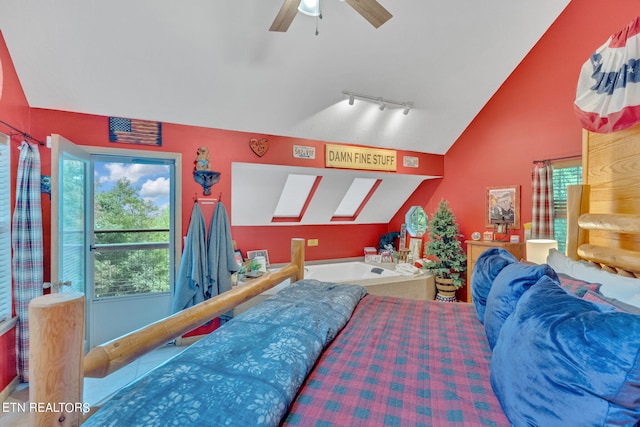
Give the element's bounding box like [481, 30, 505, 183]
[551, 159, 582, 254]
[0, 133, 12, 323]
[86, 146, 182, 300]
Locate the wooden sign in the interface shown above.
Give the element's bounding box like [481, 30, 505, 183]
[250, 138, 269, 157]
[325, 144, 397, 171]
[109, 117, 162, 146]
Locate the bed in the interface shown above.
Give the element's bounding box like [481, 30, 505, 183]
[27, 125, 640, 426]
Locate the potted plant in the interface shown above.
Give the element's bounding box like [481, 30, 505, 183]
[423, 200, 467, 302]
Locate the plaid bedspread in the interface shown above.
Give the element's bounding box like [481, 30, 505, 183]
[282, 296, 509, 427]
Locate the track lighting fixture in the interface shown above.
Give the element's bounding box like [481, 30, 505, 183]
[342, 90, 413, 114]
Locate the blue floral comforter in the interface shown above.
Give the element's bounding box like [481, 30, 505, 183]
[84, 279, 367, 427]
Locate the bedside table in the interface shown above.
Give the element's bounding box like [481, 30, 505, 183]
[465, 240, 524, 302]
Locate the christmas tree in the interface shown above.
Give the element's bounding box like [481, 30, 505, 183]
[424, 200, 467, 289]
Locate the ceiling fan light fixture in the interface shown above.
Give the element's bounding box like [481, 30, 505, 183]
[299, 0, 321, 16]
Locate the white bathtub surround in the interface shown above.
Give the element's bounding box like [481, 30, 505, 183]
[235, 260, 434, 314]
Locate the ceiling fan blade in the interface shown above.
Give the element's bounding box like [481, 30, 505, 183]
[344, 0, 392, 28]
[269, 0, 301, 32]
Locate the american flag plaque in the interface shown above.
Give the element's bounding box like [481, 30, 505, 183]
[109, 117, 162, 146]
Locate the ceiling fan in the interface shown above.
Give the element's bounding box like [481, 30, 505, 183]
[269, 0, 392, 32]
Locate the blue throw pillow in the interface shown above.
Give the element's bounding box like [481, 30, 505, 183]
[471, 248, 517, 323]
[491, 275, 640, 426]
[484, 262, 557, 349]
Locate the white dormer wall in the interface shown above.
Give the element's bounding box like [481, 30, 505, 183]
[231, 162, 440, 226]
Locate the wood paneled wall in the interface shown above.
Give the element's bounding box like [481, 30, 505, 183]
[583, 126, 640, 252]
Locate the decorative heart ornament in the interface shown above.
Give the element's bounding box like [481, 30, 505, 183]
[249, 138, 269, 157]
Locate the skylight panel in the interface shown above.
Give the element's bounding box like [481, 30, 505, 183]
[333, 178, 379, 217]
[273, 174, 319, 218]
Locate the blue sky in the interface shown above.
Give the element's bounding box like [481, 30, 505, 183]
[94, 161, 171, 211]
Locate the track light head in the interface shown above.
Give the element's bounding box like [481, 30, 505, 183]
[348, 95, 355, 105]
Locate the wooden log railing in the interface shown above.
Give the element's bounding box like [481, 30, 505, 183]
[579, 213, 640, 234]
[566, 185, 640, 274]
[28, 238, 305, 426]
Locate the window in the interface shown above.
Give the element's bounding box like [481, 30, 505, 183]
[91, 155, 176, 298]
[272, 174, 320, 221]
[0, 134, 11, 322]
[552, 160, 582, 254]
[331, 178, 381, 221]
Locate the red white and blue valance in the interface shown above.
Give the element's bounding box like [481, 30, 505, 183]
[575, 17, 640, 133]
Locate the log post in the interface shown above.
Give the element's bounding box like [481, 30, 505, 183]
[291, 238, 305, 282]
[566, 185, 590, 260]
[29, 292, 85, 427]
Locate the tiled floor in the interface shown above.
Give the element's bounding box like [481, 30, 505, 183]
[0, 344, 185, 427]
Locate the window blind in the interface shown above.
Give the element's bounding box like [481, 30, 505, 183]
[552, 165, 582, 254]
[0, 134, 11, 322]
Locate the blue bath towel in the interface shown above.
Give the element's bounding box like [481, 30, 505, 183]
[172, 203, 208, 313]
[207, 201, 238, 322]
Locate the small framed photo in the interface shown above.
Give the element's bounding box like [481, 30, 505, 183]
[483, 231, 494, 241]
[247, 249, 270, 266]
[509, 235, 521, 243]
[234, 250, 244, 267]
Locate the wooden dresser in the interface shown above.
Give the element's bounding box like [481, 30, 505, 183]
[465, 240, 525, 302]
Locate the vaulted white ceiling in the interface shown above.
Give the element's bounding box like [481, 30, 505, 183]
[0, 0, 569, 154]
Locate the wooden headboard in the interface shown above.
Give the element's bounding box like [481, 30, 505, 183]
[566, 125, 640, 276]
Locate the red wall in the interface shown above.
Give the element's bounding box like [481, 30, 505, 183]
[389, 1, 640, 300]
[0, 30, 30, 392]
[29, 110, 443, 266]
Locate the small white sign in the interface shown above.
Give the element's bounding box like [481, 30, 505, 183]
[403, 156, 419, 168]
[293, 145, 316, 159]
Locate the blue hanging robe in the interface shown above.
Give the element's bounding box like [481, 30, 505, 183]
[172, 203, 208, 313]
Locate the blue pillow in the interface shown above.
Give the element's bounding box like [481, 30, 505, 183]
[491, 275, 640, 426]
[484, 262, 557, 349]
[471, 248, 517, 323]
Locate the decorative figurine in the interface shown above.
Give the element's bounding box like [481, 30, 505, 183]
[192, 146, 220, 195]
[194, 146, 210, 171]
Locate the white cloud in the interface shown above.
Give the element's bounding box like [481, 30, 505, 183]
[141, 177, 170, 199]
[100, 163, 169, 184]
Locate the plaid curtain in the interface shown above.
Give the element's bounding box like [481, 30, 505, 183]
[531, 162, 554, 239]
[12, 142, 43, 382]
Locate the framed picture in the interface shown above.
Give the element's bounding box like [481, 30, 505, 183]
[486, 185, 520, 228]
[483, 231, 494, 241]
[246, 249, 270, 266]
[234, 250, 244, 267]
